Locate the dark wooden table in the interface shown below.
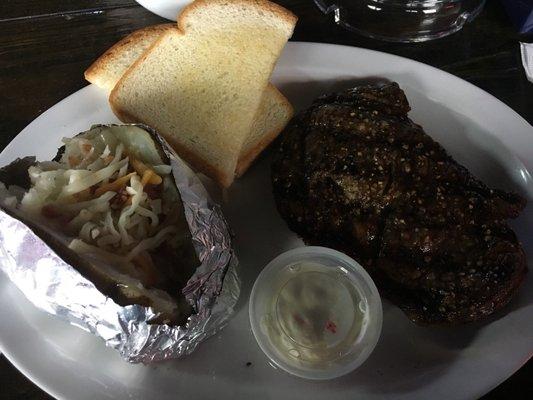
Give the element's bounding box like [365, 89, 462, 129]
[0, 0, 531, 399]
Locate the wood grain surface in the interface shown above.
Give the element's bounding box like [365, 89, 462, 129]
[0, 1, 531, 399]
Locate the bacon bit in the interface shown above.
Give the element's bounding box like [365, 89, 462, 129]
[144, 184, 162, 199]
[94, 172, 136, 197]
[110, 187, 129, 209]
[293, 314, 305, 325]
[325, 320, 337, 334]
[68, 155, 82, 167]
[133, 251, 159, 287]
[131, 156, 162, 185]
[41, 205, 61, 218]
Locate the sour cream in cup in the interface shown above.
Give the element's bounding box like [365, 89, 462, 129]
[249, 246, 382, 380]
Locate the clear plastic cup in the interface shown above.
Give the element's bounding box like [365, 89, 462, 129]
[249, 246, 382, 380]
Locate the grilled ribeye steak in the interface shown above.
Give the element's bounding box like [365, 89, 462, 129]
[271, 82, 527, 325]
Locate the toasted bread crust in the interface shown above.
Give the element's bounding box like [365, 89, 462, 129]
[85, 24, 175, 89]
[109, 28, 178, 106]
[178, 0, 298, 31]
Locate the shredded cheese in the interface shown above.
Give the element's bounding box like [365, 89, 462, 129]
[131, 156, 163, 185]
[20, 135, 177, 275]
[94, 172, 136, 197]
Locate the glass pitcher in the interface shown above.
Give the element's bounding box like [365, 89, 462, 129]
[314, 0, 487, 42]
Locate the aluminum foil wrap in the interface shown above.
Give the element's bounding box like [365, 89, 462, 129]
[0, 124, 240, 363]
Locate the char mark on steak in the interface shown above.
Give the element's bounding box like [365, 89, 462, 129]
[272, 82, 527, 325]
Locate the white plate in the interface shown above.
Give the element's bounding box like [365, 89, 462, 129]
[0, 42, 532, 400]
[135, 0, 187, 20]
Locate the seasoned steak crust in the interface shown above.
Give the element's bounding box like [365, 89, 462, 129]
[271, 82, 527, 325]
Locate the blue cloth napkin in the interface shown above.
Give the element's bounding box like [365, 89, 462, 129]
[501, 0, 533, 34]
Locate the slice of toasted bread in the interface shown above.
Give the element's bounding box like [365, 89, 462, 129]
[110, 0, 296, 187]
[85, 23, 293, 178]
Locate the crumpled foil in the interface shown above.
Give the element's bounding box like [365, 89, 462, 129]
[0, 124, 239, 363]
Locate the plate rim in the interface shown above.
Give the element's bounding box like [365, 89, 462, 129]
[0, 41, 532, 400]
